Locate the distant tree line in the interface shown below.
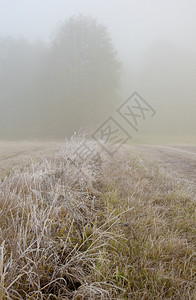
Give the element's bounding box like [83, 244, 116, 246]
[0, 15, 121, 139]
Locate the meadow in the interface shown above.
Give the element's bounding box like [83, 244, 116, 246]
[0, 137, 195, 299]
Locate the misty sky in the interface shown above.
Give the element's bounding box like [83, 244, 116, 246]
[0, 0, 196, 140]
[1, 0, 196, 59]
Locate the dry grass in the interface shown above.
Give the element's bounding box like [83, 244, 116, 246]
[0, 135, 195, 299]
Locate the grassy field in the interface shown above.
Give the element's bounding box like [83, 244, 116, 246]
[0, 137, 195, 299]
[0, 141, 61, 179]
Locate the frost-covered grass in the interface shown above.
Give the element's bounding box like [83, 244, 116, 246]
[0, 136, 195, 299]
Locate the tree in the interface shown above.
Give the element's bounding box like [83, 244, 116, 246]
[0, 16, 121, 139]
[42, 15, 121, 137]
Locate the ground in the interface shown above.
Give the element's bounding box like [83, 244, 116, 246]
[134, 144, 196, 189]
[0, 141, 195, 188]
[0, 139, 195, 299]
[0, 141, 62, 178]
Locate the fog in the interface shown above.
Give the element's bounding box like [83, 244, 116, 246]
[0, 0, 196, 143]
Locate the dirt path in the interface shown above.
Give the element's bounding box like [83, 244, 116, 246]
[134, 145, 196, 188]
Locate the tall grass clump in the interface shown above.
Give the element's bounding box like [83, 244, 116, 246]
[0, 241, 5, 300]
[0, 135, 195, 299]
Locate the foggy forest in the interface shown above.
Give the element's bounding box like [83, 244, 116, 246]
[0, 1, 195, 141]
